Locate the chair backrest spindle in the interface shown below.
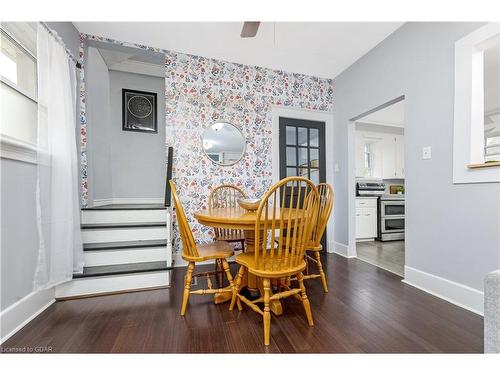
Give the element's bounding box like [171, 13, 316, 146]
[254, 177, 319, 273]
[208, 184, 247, 241]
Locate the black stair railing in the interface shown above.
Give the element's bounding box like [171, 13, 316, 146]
[164, 147, 174, 207]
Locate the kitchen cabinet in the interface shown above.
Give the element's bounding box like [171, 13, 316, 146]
[395, 134, 405, 178]
[355, 197, 377, 240]
[355, 132, 366, 178]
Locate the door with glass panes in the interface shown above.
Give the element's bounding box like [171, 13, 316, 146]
[279, 117, 327, 245]
[279, 117, 326, 184]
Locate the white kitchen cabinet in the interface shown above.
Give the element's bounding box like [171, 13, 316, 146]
[355, 132, 366, 178]
[382, 136, 396, 179]
[395, 134, 405, 178]
[355, 197, 377, 240]
[381, 134, 405, 179]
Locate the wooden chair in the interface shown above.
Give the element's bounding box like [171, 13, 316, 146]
[208, 184, 247, 247]
[169, 180, 236, 316]
[302, 183, 334, 293]
[229, 177, 319, 346]
[209, 184, 247, 285]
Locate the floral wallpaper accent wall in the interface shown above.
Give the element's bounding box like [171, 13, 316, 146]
[77, 33, 333, 255]
[164, 51, 333, 252]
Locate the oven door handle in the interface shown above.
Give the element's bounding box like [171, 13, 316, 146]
[381, 215, 405, 219]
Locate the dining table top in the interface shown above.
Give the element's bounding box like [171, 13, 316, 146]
[194, 206, 310, 230]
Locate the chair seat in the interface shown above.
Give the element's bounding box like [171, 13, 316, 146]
[235, 251, 306, 278]
[182, 241, 234, 262]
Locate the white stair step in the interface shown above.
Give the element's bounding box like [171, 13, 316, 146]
[55, 270, 171, 299]
[81, 224, 167, 243]
[81, 209, 167, 225]
[84, 247, 167, 266]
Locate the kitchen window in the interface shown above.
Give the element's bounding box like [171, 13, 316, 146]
[453, 23, 500, 183]
[0, 22, 38, 163]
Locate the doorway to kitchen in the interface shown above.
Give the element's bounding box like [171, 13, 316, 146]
[351, 97, 406, 276]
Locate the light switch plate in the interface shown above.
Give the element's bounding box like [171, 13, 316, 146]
[334, 163, 340, 172]
[422, 146, 432, 160]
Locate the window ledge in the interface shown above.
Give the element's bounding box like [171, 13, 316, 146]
[467, 161, 500, 169]
[0, 134, 37, 164]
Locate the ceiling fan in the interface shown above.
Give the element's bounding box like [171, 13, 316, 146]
[240, 22, 260, 38]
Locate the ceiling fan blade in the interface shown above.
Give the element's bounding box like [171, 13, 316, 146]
[241, 22, 260, 38]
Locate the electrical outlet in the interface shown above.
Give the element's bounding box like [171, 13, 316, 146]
[422, 146, 432, 160]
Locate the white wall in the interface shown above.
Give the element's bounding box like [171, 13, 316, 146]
[333, 22, 500, 312]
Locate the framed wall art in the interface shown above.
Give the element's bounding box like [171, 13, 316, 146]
[122, 88, 157, 133]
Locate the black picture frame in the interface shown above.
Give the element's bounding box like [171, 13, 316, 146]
[122, 88, 158, 133]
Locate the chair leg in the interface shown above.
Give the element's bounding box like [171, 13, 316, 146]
[215, 259, 223, 287]
[314, 251, 329, 293]
[181, 262, 195, 316]
[221, 259, 234, 288]
[230, 265, 245, 311]
[297, 272, 314, 326]
[263, 278, 271, 346]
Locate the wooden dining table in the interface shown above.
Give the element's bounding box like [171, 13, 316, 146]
[194, 206, 300, 316]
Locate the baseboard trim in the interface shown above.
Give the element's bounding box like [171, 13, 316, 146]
[92, 198, 163, 207]
[332, 241, 357, 258]
[0, 288, 55, 344]
[403, 266, 484, 316]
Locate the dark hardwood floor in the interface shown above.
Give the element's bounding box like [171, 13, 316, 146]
[1, 254, 483, 353]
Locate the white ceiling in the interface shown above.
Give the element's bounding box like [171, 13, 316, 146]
[73, 22, 403, 79]
[358, 100, 405, 128]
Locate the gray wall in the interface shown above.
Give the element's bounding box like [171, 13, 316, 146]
[0, 159, 39, 310]
[333, 22, 500, 291]
[46, 22, 80, 58]
[107, 70, 165, 199]
[84, 53, 166, 202]
[86, 47, 112, 203]
[1, 22, 80, 310]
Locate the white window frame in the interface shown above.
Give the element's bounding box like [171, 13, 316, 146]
[453, 22, 500, 183]
[0, 24, 38, 164]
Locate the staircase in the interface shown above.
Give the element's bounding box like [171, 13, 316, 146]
[55, 204, 173, 299]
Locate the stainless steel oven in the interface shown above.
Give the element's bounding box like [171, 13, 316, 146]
[378, 196, 405, 241]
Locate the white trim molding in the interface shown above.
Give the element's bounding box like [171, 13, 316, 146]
[453, 22, 500, 183]
[92, 197, 164, 207]
[271, 105, 335, 251]
[0, 288, 55, 344]
[403, 266, 484, 315]
[332, 241, 357, 258]
[0, 134, 37, 164]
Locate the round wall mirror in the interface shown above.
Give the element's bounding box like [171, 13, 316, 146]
[201, 122, 246, 166]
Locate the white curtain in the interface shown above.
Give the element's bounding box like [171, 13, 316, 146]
[33, 24, 84, 290]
